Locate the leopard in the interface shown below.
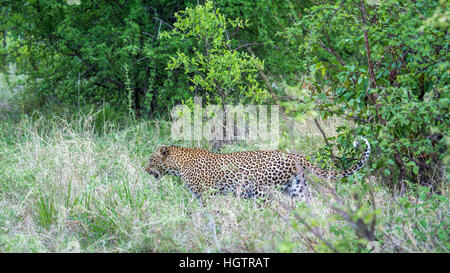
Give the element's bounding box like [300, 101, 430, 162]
[145, 137, 370, 201]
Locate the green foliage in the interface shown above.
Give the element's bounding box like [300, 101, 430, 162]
[0, 100, 448, 252]
[164, 1, 269, 106]
[286, 0, 449, 187]
[0, 234, 46, 252]
[213, 0, 311, 84]
[289, 179, 448, 253]
[0, 0, 309, 116]
[386, 185, 449, 251]
[38, 194, 56, 229]
[291, 180, 379, 252]
[0, 0, 200, 116]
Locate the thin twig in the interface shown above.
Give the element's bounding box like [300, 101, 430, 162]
[264, 201, 317, 251]
[313, 118, 337, 164]
[245, 46, 280, 105]
[233, 42, 264, 51]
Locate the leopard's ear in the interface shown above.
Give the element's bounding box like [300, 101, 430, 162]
[158, 146, 169, 157]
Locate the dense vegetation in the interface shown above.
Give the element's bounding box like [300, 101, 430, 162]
[0, 0, 448, 252]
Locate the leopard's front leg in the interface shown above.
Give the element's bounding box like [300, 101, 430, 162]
[180, 170, 216, 199]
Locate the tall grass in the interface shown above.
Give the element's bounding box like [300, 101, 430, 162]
[0, 105, 448, 252]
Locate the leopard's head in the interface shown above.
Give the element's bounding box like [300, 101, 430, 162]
[145, 146, 170, 179]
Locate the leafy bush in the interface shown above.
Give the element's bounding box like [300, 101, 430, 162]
[0, 0, 201, 116]
[285, 0, 449, 189]
[164, 1, 268, 106]
[0, 0, 306, 116]
[285, 177, 449, 252]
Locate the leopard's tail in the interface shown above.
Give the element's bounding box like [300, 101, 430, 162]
[301, 137, 371, 179]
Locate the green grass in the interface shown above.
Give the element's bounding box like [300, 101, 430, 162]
[0, 101, 448, 252]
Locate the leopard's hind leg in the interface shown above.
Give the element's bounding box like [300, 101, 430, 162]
[283, 172, 311, 202]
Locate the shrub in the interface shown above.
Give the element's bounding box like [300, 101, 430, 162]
[284, 0, 449, 189]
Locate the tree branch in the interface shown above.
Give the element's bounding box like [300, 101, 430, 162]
[313, 118, 338, 164]
[359, 0, 377, 90]
[245, 46, 280, 105]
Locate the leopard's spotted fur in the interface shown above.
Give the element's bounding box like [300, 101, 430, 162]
[145, 137, 370, 201]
